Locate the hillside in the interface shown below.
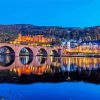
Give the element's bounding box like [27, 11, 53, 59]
[0, 24, 100, 43]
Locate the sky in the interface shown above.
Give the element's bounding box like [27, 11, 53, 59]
[0, 0, 100, 27]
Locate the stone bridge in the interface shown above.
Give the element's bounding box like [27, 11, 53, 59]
[0, 43, 64, 57]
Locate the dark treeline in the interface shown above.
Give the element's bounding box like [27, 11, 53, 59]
[0, 24, 100, 42]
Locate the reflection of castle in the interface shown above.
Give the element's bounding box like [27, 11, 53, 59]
[10, 33, 55, 46]
[10, 65, 50, 76]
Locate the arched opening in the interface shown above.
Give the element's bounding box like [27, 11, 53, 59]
[37, 48, 48, 57]
[38, 56, 47, 64]
[19, 47, 33, 56]
[0, 46, 15, 55]
[0, 55, 15, 67]
[50, 50, 60, 57]
[20, 56, 33, 65]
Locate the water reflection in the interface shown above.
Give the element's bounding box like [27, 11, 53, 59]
[20, 56, 33, 65]
[0, 55, 100, 84]
[0, 55, 15, 66]
[38, 56, 47, 64]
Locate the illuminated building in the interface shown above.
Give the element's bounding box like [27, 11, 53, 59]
[64, 41, 100, 54]
[10, 33, 55, 46]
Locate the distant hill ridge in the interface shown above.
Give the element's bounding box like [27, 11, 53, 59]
[0, 24, 100, 42]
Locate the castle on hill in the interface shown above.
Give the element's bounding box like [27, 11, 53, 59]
[10, 33, 55, 46]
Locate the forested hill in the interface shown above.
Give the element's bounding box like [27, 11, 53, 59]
[0, 24, 100, 42]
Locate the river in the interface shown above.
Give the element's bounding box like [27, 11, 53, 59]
[0, 55, 100, 100]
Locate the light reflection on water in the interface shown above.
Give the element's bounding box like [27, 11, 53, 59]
[0, 55, 100, 100]
[0, 55, 100, 83]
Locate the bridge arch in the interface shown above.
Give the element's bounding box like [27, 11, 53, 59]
[0, 46, 15, 55]
[50, 50, 60, 57]
[37, 56, 47, 64]
[19, 47, 33, 56]
[0, 55, 15, 67]
[37, 48, 48, 57]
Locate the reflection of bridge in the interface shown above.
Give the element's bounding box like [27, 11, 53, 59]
[0, 56, 63, 70]
[0, 55, 100, 71]
[0, 55, 100, 80]
[0, 57, 100, 84]
[0, 43, 64, 56]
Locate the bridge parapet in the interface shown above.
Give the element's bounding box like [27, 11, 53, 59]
[0, 43, 64, 56]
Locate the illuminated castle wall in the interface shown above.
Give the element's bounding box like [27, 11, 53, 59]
[10, 33, 54, 45]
